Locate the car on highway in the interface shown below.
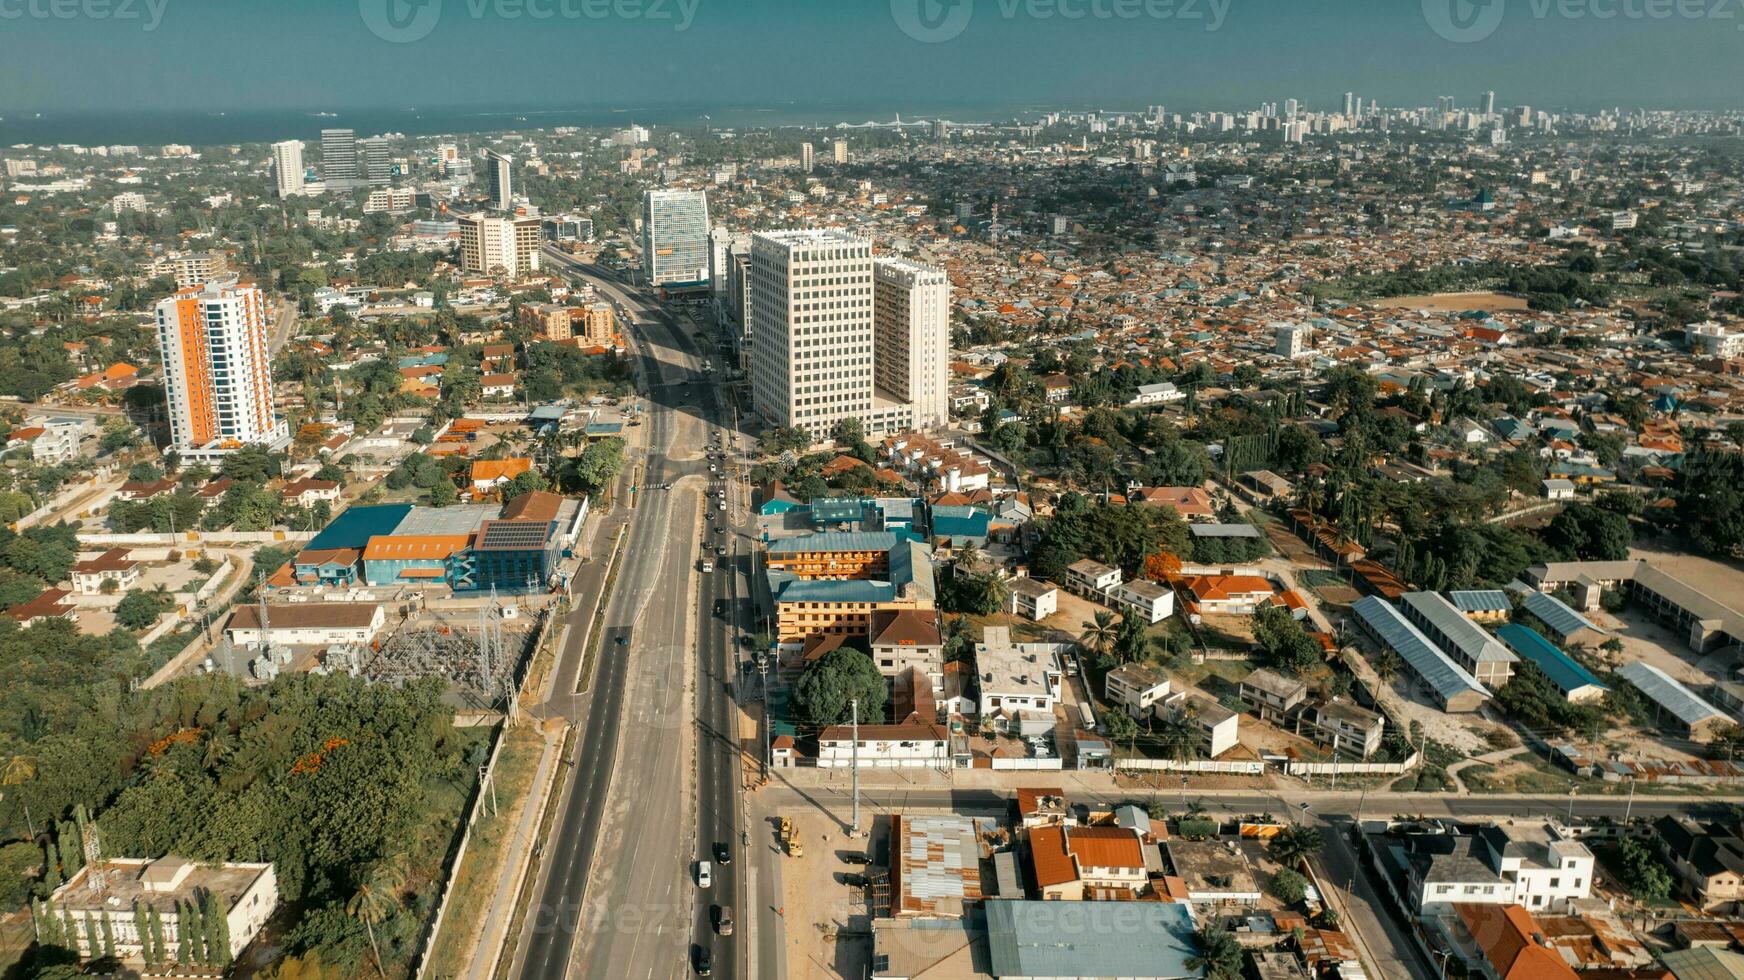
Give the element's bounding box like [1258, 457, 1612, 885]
[714, 905, 734, 936]
[716, 545, 726, 556]
[714, 841, 732, 864]
[696, 860, 712, 887]
[718, 501, 726, 511]
[693, 944, 712, 976]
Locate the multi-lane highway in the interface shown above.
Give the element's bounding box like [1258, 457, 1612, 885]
[513, 251, 746, 980]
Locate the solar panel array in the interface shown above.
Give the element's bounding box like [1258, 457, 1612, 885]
[476, 520, 555, 551]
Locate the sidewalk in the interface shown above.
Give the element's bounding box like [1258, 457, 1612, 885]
[461, 723, 566, 980]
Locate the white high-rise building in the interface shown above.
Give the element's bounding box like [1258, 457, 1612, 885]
[832, 138, 848, 164]
[1482, 90, 1497, 116]
[1274, 322, 1312, 359]
[641, 189, 711, 288]
[800, 142, 814, 173]
[358, 137, 392, 186]
[749, 230, 952, 444]
[272, 140, 305, 199]
[458, 212, 542, 278]
[873, 257, 951, 430]
[484, 149, 514, 210]
[320, 128, 359, 189]
[155, 280, 289, 462]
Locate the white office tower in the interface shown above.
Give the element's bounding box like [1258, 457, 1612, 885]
[321, 128, 359, 186]
[641, 189, 711, 288]
[873, 257, 951, 430]
[485, 150, 514, 210]
[155, 280, 289, 463]
[1482, 90, 1497, 116]
[1342, 92, 1354, 118]
[709, 226, 735, 302]
[272, 140, 305, 198]
[750, 230, 877, 442]
[801, 142, 814, 173]
[832, 138, 848, 164]
[458, 212, 542, 278]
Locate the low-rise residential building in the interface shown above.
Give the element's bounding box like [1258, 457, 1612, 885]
[1181, 574, 1276, 617]
[1296, 699, 1387, 759]
[1369, 822, 1594, 916]
[1172, 694, 1239, 758]
[1239, 668, 1308, 722]
[1063, 558, 1121, 598]
[1027, 824, 1151, 901]
[71, 548, 141, 595]
[1103, 663, 1172, 718]
[1113, 578, 1175, 624]
[1006, 577, 1058, 621]
[1653, 815, 1744, 913]
[869, 608, 943, 680]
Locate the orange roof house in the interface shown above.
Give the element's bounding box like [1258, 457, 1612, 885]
[470, 458, 534, 494]
[1454, 904, 1578, 980]
[75, 362, 139, 390]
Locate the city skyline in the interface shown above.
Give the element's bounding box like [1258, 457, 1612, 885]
[4, 0, 1744, 119]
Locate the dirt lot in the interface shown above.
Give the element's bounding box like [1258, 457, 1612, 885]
[775, 811, 881, 980]
[1588, 606, 1720, 687]
[1369, 292, 1531, 312]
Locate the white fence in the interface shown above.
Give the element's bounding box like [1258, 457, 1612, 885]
[76, 530, 317, 547]
[991, 757, 1065, 771]
[1285, 752, 1421, 777]
[1115, 758, 1268, 775]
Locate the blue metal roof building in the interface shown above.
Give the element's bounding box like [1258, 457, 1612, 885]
[1520, 590, 1608, 645]
[1495, 624, 1609, 703]
[306, 504, 414, 551]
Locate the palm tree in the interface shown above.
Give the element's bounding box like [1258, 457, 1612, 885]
[1269, 824, 1323, 867]
[1374, 650, 1402, 685]
[1187, 927, 1243, 980]
[1078, 611, 1117, 661]
[347, 862, 404, 977]
[2, 756, 37, 838]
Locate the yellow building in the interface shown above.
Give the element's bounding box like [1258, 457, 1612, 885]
[765, 532, 935, 645]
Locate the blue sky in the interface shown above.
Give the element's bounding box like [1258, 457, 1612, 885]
[0, 0, 1738, 113]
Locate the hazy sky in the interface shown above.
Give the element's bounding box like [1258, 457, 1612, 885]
[1, 0, 1738, 113]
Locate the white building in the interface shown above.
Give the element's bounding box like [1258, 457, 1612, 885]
[873, 257, 952, 430]
[817, 721, 949, 768]
[458, 213, 542, 279]
[155, 280, 290, 463]
[750, 230, 879, 441]
[226, 603, 386, 647]
[641, 189, 711, 288]
[71, 548, 142, 595]
[1274, 322, 1312, 359]
[1006, 578, 1058, 621]
[1104, 664, 1172, 717]
[45, 857, 278, 964]
[272, 140, 305, 199]
[1688, 322, 1744, 360]
[1128, 382, 1183, 406]
[1114, 579, 1175, 624]
[973, 627, 1061, 736]
[1063, 558, 1122, 598]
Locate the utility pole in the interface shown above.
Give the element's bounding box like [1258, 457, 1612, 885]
[1623, 777, 1637, 824]
[850, 697, 861, 837]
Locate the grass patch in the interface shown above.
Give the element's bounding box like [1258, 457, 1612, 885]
[422, 724, 548, 979]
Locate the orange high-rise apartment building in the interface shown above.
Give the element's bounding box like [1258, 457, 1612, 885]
[154, 280, 290, 463]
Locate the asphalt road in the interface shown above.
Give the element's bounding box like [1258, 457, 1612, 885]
[514, 251, 743, 980]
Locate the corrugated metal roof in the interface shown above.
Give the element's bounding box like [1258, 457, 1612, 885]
[1617, 662, 1724, 728]
[1521, 590, 1606, 640]
[1402, 592, 1518, 665]
[1352, 596, 1489, 705]
[1448, 589, 1511, 614]
[984, 899, 1199, 978]
[1495, 624, 1608, 696]
[766, 531, 899, 555]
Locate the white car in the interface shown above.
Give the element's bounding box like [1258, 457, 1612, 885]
[696, 860, 713, 888]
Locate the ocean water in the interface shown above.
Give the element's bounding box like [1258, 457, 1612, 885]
[0, 101, 1067, 148]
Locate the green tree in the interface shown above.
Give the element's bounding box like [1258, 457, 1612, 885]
[1104, 708, 1139, 754]
[1271, 867, 1309, 905]
[115, 589, 172, 631]
[347, 861, 404, 978]
[1188, 927, 1243, 980]
[1545, 503, 1632, 562]
[1616, 838, 1672, 903]
[204, 891, 231, 967]
[1268, 824, 1324, 866]
[791, 648, 887, 728]
[1078, 611, 1118, 662]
